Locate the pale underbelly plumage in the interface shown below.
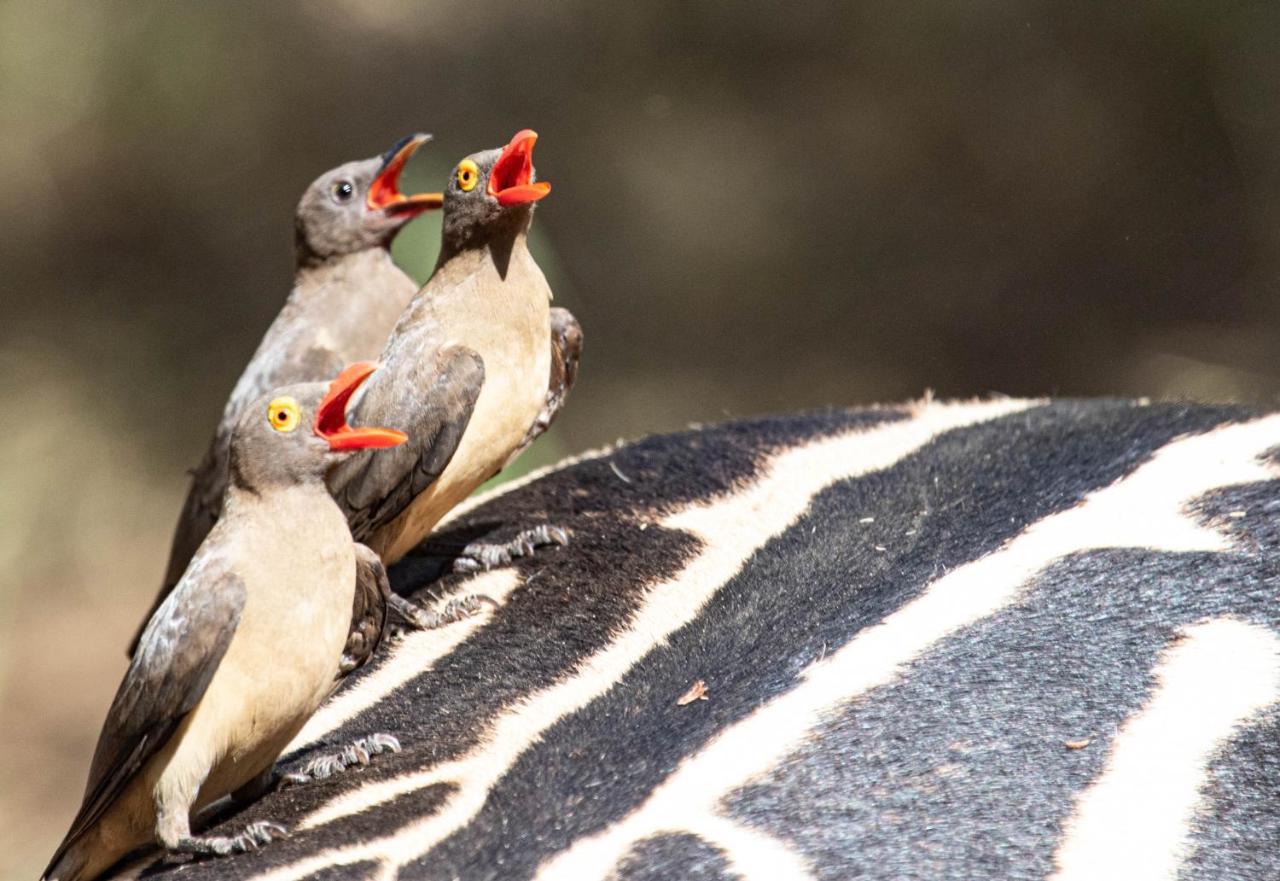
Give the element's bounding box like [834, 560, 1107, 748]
[372, 271, 551, 564]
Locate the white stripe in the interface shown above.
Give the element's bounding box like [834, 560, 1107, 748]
[534, 414, 1280, 881]
[285, 568, 522, 752]
[244, 397, 1036, 881]
[1051, 618, 1280, 881]
[691, 815, 816, 881]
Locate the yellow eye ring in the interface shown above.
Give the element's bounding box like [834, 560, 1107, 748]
[267, 396, 301, 433]
[456, 159, 479, 192]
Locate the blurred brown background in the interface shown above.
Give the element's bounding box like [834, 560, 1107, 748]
[4, 0, 1280, 876]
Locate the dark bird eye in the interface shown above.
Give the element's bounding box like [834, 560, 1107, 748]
[330, 180, 355, 203]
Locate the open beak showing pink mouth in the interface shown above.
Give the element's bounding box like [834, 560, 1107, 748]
[367, 134, 444, 217]
[488, 129, 552, 207]
[315, 362, 408, 452]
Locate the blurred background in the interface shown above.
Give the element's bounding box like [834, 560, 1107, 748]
[5, 0, 1280, 874]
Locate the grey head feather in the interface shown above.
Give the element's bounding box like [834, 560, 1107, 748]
[295, 135, 435, 266]
[294, 156, 396, 264]
[227, 381, 337, 491]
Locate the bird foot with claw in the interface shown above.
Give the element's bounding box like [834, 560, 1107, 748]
[452, 524, 571, 573]
[170, 821, 288, 857]
[282, 733, 401, 785]
[389, 592, 497, 630]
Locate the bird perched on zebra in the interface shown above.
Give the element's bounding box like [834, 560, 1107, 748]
[132, 134, 443, 657]
[45, 363, 409, 881]
[99, 397, 1280, 881]
[327, 129, 582, 574]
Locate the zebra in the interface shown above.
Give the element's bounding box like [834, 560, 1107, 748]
[112, 396, 1280, 880]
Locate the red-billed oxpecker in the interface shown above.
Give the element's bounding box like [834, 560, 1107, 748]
[329, 129, 582, 572]
[45, 364, 408, 881]
[131, 135, 443, 656]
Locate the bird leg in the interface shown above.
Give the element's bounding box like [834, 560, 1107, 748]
[168, 822, 288, 857]
[449, 308, 580, 576]
[452, 524, 571, 573]
[389, 591, 498, 628]
[281, 733, 402, 785]
[157, 802, 287, 859]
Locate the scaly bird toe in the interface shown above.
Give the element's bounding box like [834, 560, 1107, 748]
[388, 591, 496, 630]
[282, 733, 401, 786]
[169, 820, 288, 858]
[451, 524, 571, 573]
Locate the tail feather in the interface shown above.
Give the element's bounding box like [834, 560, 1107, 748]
[41, 837, 87, 881]
[42, 828, 122, 881]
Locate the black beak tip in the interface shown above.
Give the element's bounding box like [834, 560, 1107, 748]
[378, 133, 431, 172]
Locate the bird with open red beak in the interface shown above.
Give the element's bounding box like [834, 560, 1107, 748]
[328, 128, 582, 574]
[132, 134, 444, 657]
[46, 364, 409, 881]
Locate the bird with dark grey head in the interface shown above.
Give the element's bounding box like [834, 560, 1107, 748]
[327, 128, 583, 576]
[44, 363, 408, 881]
[132, 134, 443, 657]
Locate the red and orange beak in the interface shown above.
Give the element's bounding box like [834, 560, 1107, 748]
[367, 134, 444, 218]
[315, 362, 408, 452]
[488, 129, 552, 207]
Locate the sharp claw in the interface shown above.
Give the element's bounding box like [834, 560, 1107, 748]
[172, 820, 288, 857]
[366, 733, 401, 754]
[284, 734, 402, 785]
[452, 524, 570, 572]
[452, 556, 482, 574]
[243, 821, 287, 850]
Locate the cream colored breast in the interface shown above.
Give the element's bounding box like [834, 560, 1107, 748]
[176, 491, 356, 803]
[376, 248, 552, 562]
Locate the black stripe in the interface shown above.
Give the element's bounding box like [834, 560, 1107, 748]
[1176, 474, 1280, 881]
[615, 833, 735, 881]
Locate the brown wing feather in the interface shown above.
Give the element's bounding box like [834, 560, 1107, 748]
[513, 306, 583, 457]
[47, 567, 244, 874]
[328, 346, 485, 543]
[340, 543, 391, 677]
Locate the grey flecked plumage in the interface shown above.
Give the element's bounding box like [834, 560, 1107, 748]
[340, 543, 392, 676]
[50, 565, 246, 875]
